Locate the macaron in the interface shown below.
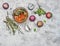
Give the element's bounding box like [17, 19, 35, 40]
[37, 21, 43, 27]
[2, 2, 9, 9]
[46, 12, 52, 19]
[29, 15, 36, 22]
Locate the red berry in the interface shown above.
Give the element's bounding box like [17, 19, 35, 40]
[46, 12, 52, 19]
[2, 3, 9, 9]
[29, 15, 36, 21]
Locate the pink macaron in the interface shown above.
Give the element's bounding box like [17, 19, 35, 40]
[29, 15, 36, 21]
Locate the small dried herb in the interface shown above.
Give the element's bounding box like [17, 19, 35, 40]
[34, 28, 36, 32]
[4, 12, 23, 35]
[43, 19, 46, 23]
[34, 8, 46, 16]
